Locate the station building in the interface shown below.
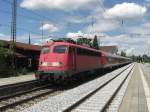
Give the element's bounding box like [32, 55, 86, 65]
[99, 46, 118, 54]
[0, 40, 42, 70]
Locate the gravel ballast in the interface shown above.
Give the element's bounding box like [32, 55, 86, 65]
[23, 64, 133, 112]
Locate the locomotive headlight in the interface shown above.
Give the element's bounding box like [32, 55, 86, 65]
[42, 62, 48, 66]
[41, 62, 63, 67]
[50, 62, 63, 67]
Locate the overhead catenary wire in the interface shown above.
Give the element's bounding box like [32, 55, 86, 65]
[0, 24, 47, 36]
[0, 9, 43, 23]
[96, 0, 106, 12]
[1, 0, 56, 23]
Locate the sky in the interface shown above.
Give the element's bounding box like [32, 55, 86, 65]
[0, 0, 150, 56]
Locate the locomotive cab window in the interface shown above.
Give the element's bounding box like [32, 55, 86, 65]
[41, 47, 50, 54]
[54, 45, 67, 53]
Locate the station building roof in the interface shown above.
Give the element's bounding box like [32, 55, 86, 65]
[99, 46, 118, 54]
[0, 39, 42, 51]
[0, 39, 42, 58]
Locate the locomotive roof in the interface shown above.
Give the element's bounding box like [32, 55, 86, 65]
[44, 41, 130, 60]
[44, 41, 101, 52]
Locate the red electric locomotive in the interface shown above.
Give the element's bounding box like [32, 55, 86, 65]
[35, 40, 130, 81]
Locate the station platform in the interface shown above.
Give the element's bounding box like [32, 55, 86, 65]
[119, 63, 150, 112]
[0, 73, 35, 86]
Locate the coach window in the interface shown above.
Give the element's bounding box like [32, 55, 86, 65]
[54, 45, 67, 53]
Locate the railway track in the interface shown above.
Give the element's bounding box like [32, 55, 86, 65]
[0, 80, 37, 89]
[22, 63, 134, 112]
[0, 80, 64, 111]
[0, 82, 61, 112]
[62, 64, 134, 112]
[0, 80, 41, 97]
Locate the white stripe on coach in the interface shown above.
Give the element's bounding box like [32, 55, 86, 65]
[139, 64, 150, 112]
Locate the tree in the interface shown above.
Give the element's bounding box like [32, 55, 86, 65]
[142, 54, 150, 63]
[121, 51, 126, 57]
[0, 42, 9, 59]
[76, 38, 92, 47]
[92, 35, 99, 50]
[137, 55, 142, 62]
[0, 41, 14, 77]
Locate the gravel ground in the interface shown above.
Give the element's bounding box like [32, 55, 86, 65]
[6, 90, 63, 112]
[22, 64, 133, 112]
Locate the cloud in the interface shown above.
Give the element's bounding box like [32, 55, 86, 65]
[125, 48, 135, 56]
[84, 19, 120, 33]
[103, 2, 147, 19]
[66, 16, 90, 24]
[66, 31, 83, 38]
[0, 33, 10, 40]
[142, 22, 150, 28]
[40, 23, 58, 32]
[125, 22, 150, 35]
[66, 31, 104, 40]
[126, 27, 150, 35]
[147, 40, 150, 46]
[0, 33, 5, 37]
[101, 34, 130, 45]
[20, 0, 94, 11]
[64, 4, 105, 24]
[103, 42, 118, 46]
[66, 31, 90, 40]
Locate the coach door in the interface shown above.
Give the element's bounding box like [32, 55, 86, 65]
[69, 47, 76, 71]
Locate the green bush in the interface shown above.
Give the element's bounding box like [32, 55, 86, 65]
[21, 67, 28, 75]
[0, 42, 16, 77]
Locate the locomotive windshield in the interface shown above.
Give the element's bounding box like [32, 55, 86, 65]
[41, 47, 50, 54]
[53, 45, 67, 53]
